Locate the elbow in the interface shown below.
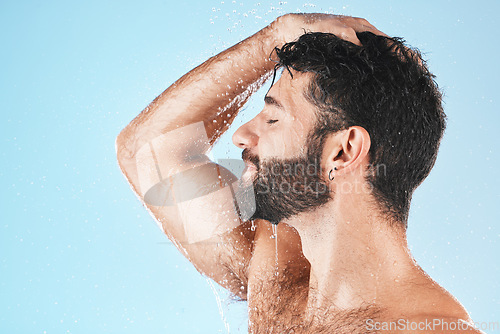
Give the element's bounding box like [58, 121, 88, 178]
[115, 130, 138, 187]
[115, 130, 126, 162]
[115, 128, 134, 166]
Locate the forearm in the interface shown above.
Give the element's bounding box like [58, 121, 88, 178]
[114, 17, 288, 249]
[117, 19, 285, 159]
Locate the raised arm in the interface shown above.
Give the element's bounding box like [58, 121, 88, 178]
[115, 13, 383, 298]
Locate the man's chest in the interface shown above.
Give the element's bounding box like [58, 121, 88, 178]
[246, 268, 309, 333]
[245, 223, 310, 333]
[244, 224, 382, 333]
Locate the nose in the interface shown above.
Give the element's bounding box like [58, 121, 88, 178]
[232, 120, 259, 149]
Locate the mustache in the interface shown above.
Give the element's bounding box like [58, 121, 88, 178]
[242, 149, 260, 170]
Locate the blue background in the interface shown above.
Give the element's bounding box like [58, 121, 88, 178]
[1, 0, 498, 333]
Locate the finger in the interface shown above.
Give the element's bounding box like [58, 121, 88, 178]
[336, 25, 362, 46]
[343, 16, 389, 37]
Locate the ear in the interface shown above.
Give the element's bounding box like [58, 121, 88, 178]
[323, 126, 371, 176]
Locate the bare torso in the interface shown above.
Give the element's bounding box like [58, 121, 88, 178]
[245, 221, 474, 334]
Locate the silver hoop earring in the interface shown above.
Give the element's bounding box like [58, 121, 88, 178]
[328, 167, 338, 181]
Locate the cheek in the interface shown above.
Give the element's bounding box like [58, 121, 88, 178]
[259, 117, 312, 158]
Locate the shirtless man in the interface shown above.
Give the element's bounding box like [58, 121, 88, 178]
[116, 14, 482, 333]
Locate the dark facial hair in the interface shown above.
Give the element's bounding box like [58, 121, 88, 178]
[241, 130, 331, 224]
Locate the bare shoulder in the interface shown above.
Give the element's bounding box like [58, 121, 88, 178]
[384, 285, 483, 333]
[377, 267, 481, 334]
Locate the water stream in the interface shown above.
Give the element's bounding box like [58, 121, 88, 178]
[271, 223, 279, 277]
[206, 278, 231, 333]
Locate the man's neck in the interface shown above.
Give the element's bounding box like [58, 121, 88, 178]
[285, 192, 419, 317]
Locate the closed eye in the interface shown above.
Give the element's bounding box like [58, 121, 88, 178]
[266, 119, 278, 124]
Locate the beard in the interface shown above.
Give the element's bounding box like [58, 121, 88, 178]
[241, 133, 332, 224]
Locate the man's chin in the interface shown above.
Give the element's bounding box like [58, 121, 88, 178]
[249, 213, 282, 225]
[250, 198, 289, 225]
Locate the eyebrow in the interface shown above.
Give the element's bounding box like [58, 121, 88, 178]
[264, 95, 284, 110]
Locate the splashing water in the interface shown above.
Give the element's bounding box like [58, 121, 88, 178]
[206, 278, 231, 333]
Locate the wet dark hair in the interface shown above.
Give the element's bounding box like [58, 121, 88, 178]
[274, 32, 446, 226]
